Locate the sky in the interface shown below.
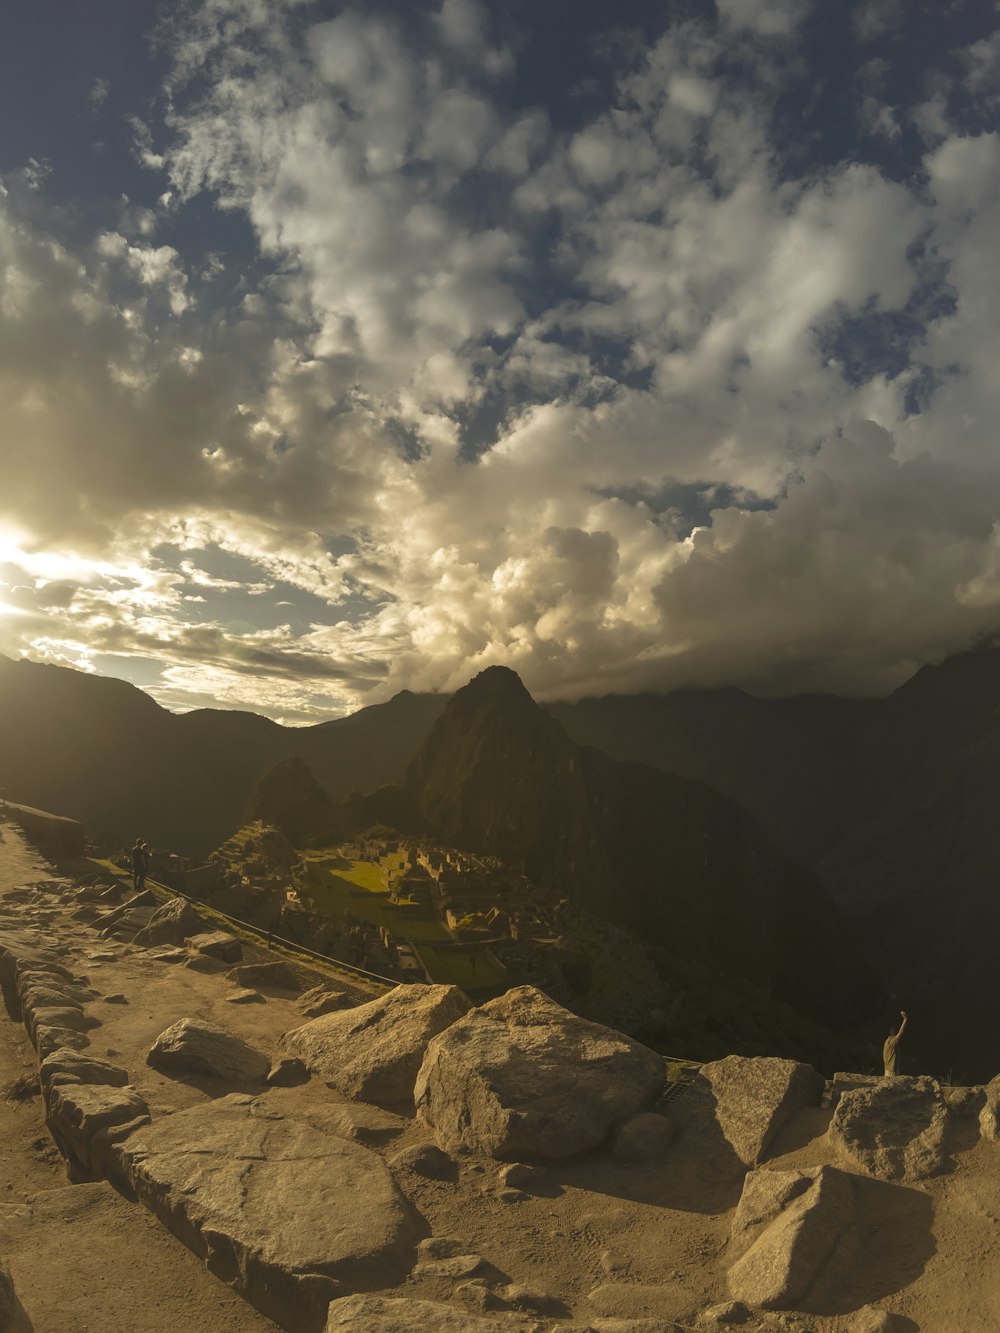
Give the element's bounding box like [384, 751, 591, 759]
[1, 0, 999, 724]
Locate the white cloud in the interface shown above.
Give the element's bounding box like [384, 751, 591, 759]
[4, 4, 1000, 720]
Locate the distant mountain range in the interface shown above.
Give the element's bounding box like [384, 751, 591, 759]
[3, 647, 1000, 1075]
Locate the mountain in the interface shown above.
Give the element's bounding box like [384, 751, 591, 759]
[0, 655, 445, 856]
[243, 755, 340, 846]
[404, 666, 880, 1034]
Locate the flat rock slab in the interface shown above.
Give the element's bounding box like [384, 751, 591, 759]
[187, 930, 243, 962]
[415, 985, 665, 1160]
[828, 1076, 949, 1180]
[114, 1094, 419, 1333]
[323, 1294, 547, 1331]
[227, 961, 301, 991]
[285, 983, 471, 1109]
[147, 1018, 271, 1084]
[682, 1056, 825, 1169]
[727, 1166, 856, 1309]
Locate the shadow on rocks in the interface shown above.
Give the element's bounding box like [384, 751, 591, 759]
[802, 1175, 936, 1317]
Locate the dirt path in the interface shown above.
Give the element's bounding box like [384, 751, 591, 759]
[0, 818, 279, 1333]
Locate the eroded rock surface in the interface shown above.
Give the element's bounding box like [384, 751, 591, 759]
[323, 1293, 547, 1331]
[727, 1166, 856, 1309]
[285, 983, 471, 1109]
[147, 1018, 271, 1084]
[114, 1093, 419, 1333]
[131, 898, 208, 948]
[187, 930, 243, 962]
[829, 1077, 949, 1180]
[414, 985, 664, 1160]
[682, 1056, 824, 1168]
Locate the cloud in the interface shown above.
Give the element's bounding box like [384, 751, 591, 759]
[3, 3, 1000, 720]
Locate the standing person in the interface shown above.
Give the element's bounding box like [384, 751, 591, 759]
[131, 839, 147, 892]
[883, 1010, 908, 1076]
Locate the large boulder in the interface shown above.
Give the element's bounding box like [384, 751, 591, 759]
[285, 983, 471, 1109]
[323, 1294, 547, 1331]
[147, 1019, 271, 1084]
[979, 1075, 1000, 1140]
[414, 985, 665, 1160]
[727, 1166, 856, 1309]
[115, 1093, 418, 1333]
[674, 1056, 824, 1169]
[131, 897, 208, 947]
[828, 1076, 949, 1180]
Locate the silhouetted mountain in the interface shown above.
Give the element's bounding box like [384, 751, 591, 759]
[405, 666, 880, 1032]
[0, 655, 444, 856]
[244, 755, 340, 846]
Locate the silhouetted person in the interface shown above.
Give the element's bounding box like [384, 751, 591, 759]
[883, 1009, 907, 1076]
[131, 839, 147, 893]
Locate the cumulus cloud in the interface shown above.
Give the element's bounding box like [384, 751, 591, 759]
[2, 1, 1000, 720]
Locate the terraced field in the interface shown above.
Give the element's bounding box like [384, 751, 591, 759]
[298, 850, 506, 989]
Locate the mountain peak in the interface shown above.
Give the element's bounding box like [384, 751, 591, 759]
[460, 665, 533, 702]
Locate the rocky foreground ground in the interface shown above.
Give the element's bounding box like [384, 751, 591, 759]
[1, 818, 998, 1333]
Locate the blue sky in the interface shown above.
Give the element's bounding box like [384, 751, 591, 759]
[1, 0, 999, 723]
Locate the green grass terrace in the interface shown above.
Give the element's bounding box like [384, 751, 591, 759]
[297, 849, 507, 991]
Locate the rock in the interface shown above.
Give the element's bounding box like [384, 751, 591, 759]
[186, 930, 243, 963]
[297, 984, 350, 1018]
[28, 1005, 100, 1044]
[829, 1072, 880, 1108]
[184, 953, 224, 973]
[828, 1076, 949, 1180]
[699, 1302, 753, 1326]
[147, 1019, 271, 1084]
[148, 945, 188, 963]
[0, 1256, 32, 1333]
[414, 1253, 486, 1278]
[116, 1094, 419, 1332]
[389, 1142, 456, 1179]
[502, 1283, 562, 1313]
[285, 983, 471, 1109]
[103, 993, 128, 1005]
[417, 1236, 467, 1260]
[45, 1081, 151, 1179]
[131, 897, 208, 947]
[684, 1056, 824, 1168]
[499, 1161, 545, 1189]
[979, 1076, 1000, 1139]
[497, 1187, 527, 1203]
[323, 1293, 546, 1331]
[226, 961, 300, 991]
[727, 1166, 856, 1310]
[323, 1102, 407, 1146]
[36, 1025, 90, 1058]
[850, 1311, 908, 1332]
[414, 986, 664, 1160]
[39, 1047, 129, 1096]
[266, 1057, 310, 1087]
[612, 1112, 676, 1162]
[226, 988, 264, 1004]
